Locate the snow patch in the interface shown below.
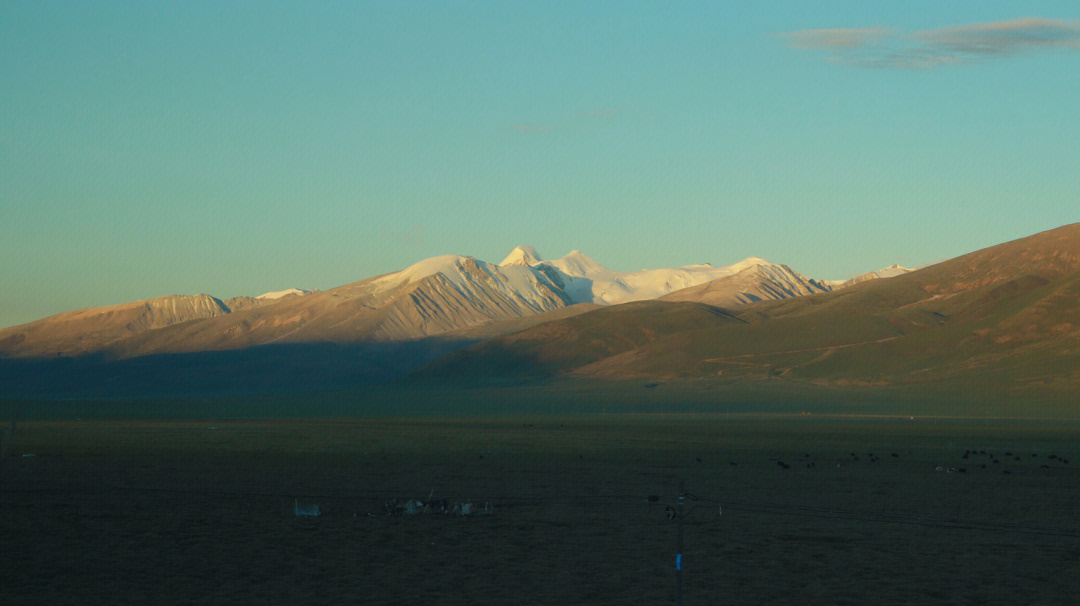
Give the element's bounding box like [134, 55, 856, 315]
[539, 251, 779, 305]
[873, 264, 914, 278]
[256, 288, 314, 300]
[828, 264, 916, 288]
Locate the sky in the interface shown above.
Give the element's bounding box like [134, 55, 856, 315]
[2, 1, 1079, 328]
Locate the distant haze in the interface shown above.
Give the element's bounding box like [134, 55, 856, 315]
[2, 2, 1078, 328]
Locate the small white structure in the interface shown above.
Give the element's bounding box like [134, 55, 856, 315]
[294, 499, 320, 517]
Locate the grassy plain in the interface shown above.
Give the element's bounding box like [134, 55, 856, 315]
[2, 413, 1079, 605]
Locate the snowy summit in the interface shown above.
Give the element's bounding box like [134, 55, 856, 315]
[499, 245, 542, 267]
[256, 288, 314, 300]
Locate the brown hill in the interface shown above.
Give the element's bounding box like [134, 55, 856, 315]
[423, 301, 745, 379]
[0, 294, 232, 357]
[423, 224, 1080, 399]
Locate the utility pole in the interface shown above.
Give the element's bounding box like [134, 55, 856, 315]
[676, 480, 684, 606]
[652, 480, 697, 606]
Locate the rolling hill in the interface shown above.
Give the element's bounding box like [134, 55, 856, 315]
[422, 224, 1080, 402]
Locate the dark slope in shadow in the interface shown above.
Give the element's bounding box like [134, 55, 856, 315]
[0, 337, 478, 399]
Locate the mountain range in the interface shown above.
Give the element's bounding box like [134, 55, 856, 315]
[428, 224, 1080, 403]
[0, 247, 874, 358]
[4, 225, 1078, 408]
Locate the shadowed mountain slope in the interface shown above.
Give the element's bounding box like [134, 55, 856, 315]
[421, 301, 745, 380]
[420, 224, 1080, 399]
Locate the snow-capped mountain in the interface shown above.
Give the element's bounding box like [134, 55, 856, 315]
[0, 245, 909, 359]
[499, 245, 542, 267]
[824, 264, 915, 290]
[499, 246, 787, 305]
[256, 288, 317, 300]
[355, 254, 572, 340]
[372, 254, 566, 313]
[7, 225, 1080, 400]
[659, 263, 831, 306]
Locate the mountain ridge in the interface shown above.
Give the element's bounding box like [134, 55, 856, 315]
[3, 225, 1078, 402]
[1, 246, 883, 359]
[419, 224, 1080, 402]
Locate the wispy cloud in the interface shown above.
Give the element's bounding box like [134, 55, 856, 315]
[783, 28, 893, 50]
[781, 18, 1080, 69]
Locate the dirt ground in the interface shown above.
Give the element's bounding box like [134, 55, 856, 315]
[2, 415, 1079, 605]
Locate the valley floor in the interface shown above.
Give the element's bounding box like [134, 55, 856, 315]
[2, 415, 1079, 605]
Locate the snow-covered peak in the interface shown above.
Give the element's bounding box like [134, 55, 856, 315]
[499, 245, 542, 267]
[381, 255, 474, 288]
[256, 288, 314, 300]
[546, 250, 611, 278]
[876, 264, 914, 277]
[829, 264, 916, 289]
[363, 252, 571, 316]
[532, 251, 785, 305]
[366, 247, 803, 308]
[724, 257, 774, 272]
[377, 253, 538, 295]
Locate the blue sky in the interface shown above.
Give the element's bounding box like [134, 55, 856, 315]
[2, 1, 1079, 327]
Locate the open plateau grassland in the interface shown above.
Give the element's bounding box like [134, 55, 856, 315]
[2, 414, 1079, 605]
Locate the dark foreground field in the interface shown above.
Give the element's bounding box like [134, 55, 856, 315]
[2, 415, 1079, 605]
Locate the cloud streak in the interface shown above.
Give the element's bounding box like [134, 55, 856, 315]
[781, 18, 1080, 69]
